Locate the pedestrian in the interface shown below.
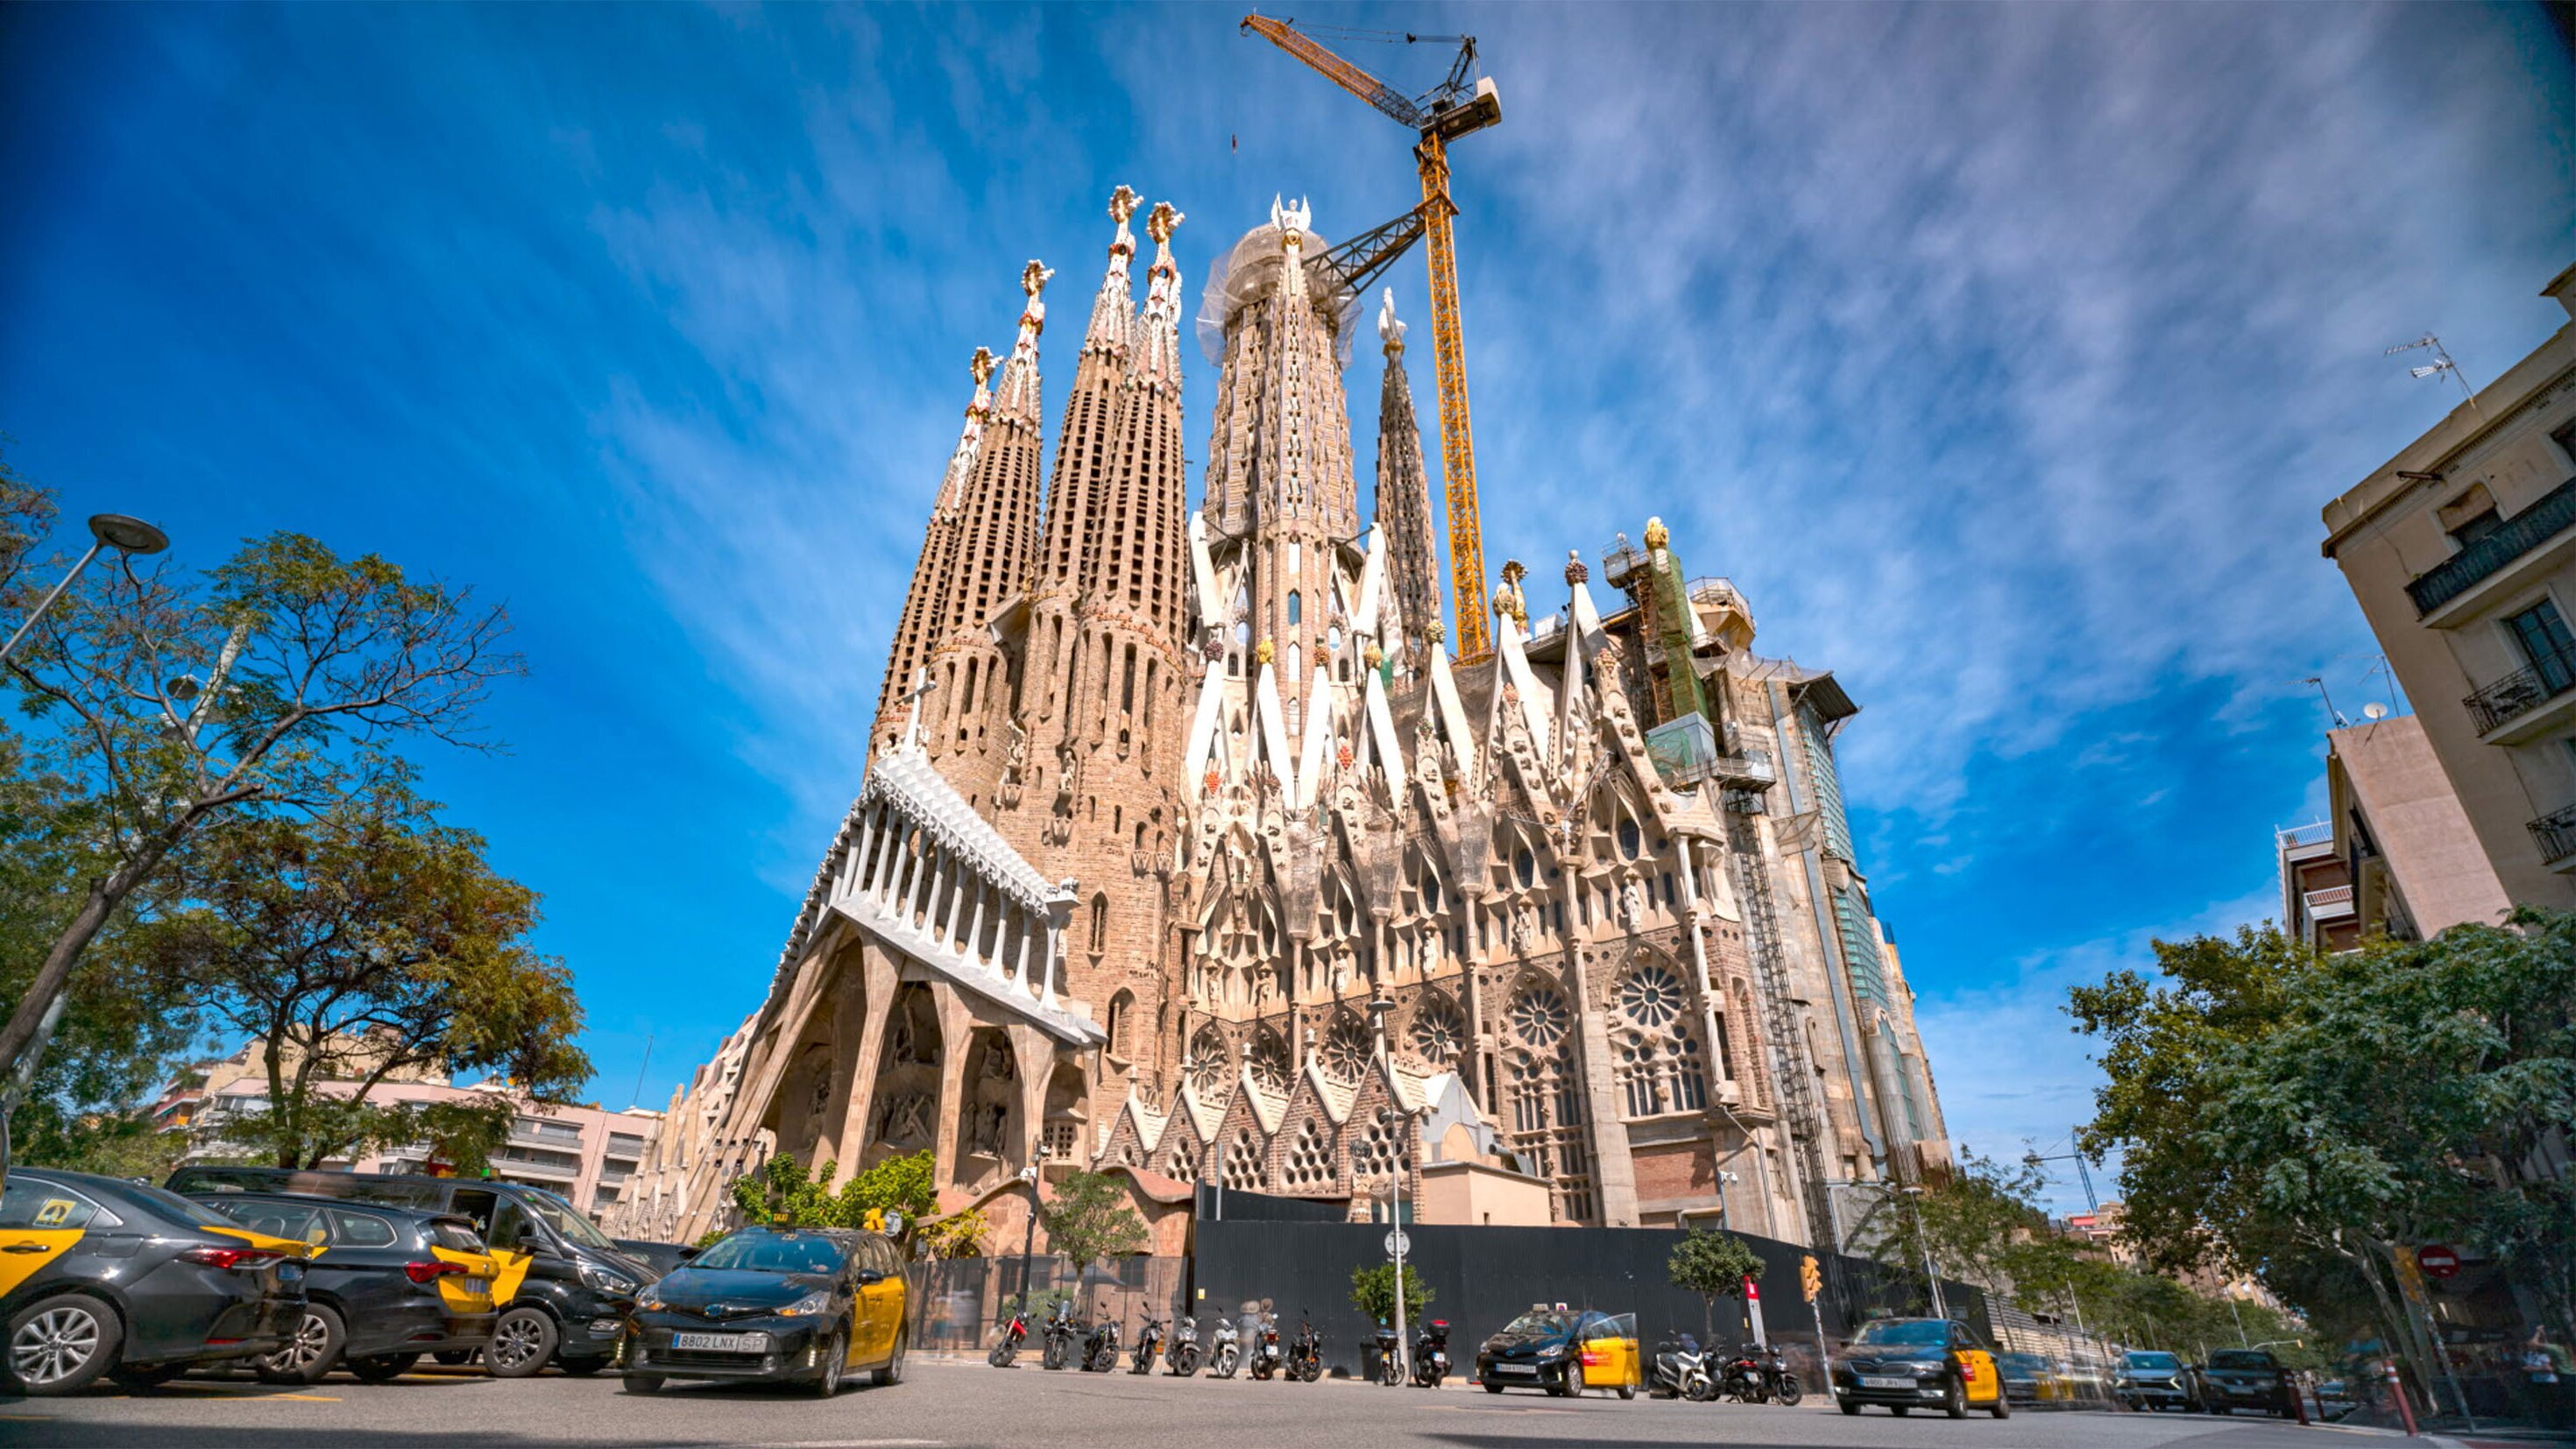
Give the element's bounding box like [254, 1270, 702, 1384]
[2521, 1326, 2572, 1430]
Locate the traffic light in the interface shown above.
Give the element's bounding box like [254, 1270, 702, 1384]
[1800, 1255, 1822, 1304]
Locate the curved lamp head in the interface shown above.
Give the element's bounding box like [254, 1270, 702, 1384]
[88, 514, 169, 555]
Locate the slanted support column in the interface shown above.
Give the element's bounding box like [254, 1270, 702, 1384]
[1016, 908, 1038, 995]
[966, 881, 990, 968]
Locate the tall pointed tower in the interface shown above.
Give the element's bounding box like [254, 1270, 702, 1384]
[1372, 288, 1443, 672]
[921, 260, 1051, 797]
[873, 346, 995, 750]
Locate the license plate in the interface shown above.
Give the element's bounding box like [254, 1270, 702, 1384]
[455, 1277, 489, 1297]
[671, 1332, 764, 1353]
[1496, 1364, 1536, 1375]
[1860, 1375, 1914, 1389]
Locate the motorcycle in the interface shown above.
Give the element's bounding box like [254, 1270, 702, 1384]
[1130, 1316, 1166, 1375]
[988, 1298, 1031, 1368]
[1650, 1332, 1715, 1401]
[1207, 1316, 1242, 1379]
[1248, 1312, 1283, 1381]
[1412, 1319, 1450, 1388]
[1287, 1314, 1324, 1383]
[1375, 1322, 1405, 1387]
[1165, 1315, 1201, 1376]
[1040, 1297, 1079, 1371]
[1721, 1341, 1802, 1406]
[1082, 1317, 1122, 1374]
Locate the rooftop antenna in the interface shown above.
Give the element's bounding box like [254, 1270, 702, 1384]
[627, 1033, 653, 1111]
[2384, 335, 2482, 422]
[2302, 675, 2350, 729]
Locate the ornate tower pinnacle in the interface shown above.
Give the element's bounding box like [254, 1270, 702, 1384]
[1374, 286, 1442, 665]
[1377, 286, 1407, 355]
[995, 259, 1053, 426]
[934, 345, 999, 517]
[1273, 194, 1314, 302]
[1082, 186, 1143, 359]
[1135, 202, 1186, 392]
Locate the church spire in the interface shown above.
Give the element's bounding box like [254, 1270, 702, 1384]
[994, 259, 1053, 428]
[875, 343, 1001, 749]
[1374, 287, 1443, 668]
[1081, 185, 1141, 362]
[934, 345, 999, 518]
[1134, 201, 1186, 394]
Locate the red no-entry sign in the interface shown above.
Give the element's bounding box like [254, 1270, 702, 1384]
[2416, 1244, 2461, 1280]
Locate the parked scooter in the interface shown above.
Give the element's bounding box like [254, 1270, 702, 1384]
[988, 1298, 1031, 1368]
[1082, 1317, 1122, 1374]
[1248, 1311, 1283, 1381]
[1207, 1316, 1242, 1379]
[1412, 1320, 1451, 1388]
[1651, 1331, 1715, 1401]
[1720, 1341, 1802, 1405]
[1375, 1321, 1405, 1387]
[1287, 1314, 1324, 1383]
[1040, 1297, 1079, 1371]
[1165, 1315, 1201, 1376]
[1130, 1316, 1166, 1375]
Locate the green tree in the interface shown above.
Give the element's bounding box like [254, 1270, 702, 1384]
[1349, 1262, 1433, 1325]
[0, 518, 521, 1088]
[1037, 1169, 1147, 1313]
[917, 1207, 990, 1260]
[727, 1152, 843, 1228]
[1844, 1150, 2054, 1311]
[837, 1149, 938, 1239]
[1668, 1227, 1764, 1339]
[133, 783, 589, 1170]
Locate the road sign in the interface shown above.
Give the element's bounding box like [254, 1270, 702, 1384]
[1384, 1230, 1412, 1258]
[1743, 1274, 1761, 1303]
[2416, 1244, 2461, 1280]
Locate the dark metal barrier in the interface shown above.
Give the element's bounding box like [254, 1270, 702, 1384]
[904, 1255, 1192, 1356]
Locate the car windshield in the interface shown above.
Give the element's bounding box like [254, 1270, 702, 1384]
[2208, 1350, 2274, 1369]
[513, 1188, 618, 1249]
[2127, 1352, 2181, 1370]
[1850, 1320, 1950, 1349]
[1499, 1311, 1578, 1337]
[112, 1178, 240, 1226]
[693, 1233, 848, 1276]
[204, 1198, 330, 1246]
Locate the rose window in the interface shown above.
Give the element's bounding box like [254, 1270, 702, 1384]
[1408, 999, 1467, 1066]
[1319, 1015, 1371, 1085]
[1185, 1029, 1232, 1097]
[1509, 984, 1570, 1049]
[1249, 1032, 1292, 1094]
[1617, 965, 1688, 1031]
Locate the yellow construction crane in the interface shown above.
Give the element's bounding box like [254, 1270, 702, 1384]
[1242, 14, 1502, 660]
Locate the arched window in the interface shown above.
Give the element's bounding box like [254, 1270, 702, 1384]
[1107, 989, 1136, 1059]
[1088, 893, 1109, 954]
[1286, 590, 1303, 625]
[1617, 817, 1642, 860]
[1514, 848, 1537, 890]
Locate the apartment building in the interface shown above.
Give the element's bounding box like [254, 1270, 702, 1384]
[2322, 262, 2576, 909]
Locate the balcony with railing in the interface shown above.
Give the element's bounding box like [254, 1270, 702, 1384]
[2530, 803, 2576, 870]
[2464, 641, 2576, 739]
[2408, 473, 2576, 617]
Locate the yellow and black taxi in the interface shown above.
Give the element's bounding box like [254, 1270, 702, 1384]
[1476, 1307, 1641, 1398]
[621, 1226, 908, 1396]
[2, 1167, 309, 1395]
[188, 1191, 504, 1385]
[1831, 1316, 2013, 1419]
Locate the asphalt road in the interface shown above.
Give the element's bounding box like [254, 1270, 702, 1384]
[0, 1355, 2392, 1448]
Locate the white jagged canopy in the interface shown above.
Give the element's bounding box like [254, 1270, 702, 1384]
[1195, 220, 1362, 369]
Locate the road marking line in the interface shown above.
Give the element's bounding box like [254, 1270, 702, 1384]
[273, 1393, 342, 1401]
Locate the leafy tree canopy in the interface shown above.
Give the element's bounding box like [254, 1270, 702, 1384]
[1350, 1262, 1433, 1325]
[1037, 1169, 1148, 1276]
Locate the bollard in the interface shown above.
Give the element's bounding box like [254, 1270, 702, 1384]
[2289, 1373, 2310, 1426]
[2386, 1361, 2419, 1438]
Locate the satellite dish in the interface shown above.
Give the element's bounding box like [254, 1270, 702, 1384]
[2363, 702, 2388, 721]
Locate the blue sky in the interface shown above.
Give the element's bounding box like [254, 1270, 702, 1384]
[4, 4, 2570, 1212]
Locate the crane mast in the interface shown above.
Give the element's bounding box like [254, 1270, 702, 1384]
[1242, 14, 1502, 660]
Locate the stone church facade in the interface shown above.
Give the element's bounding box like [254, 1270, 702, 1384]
[605, 188, 1951, 1251]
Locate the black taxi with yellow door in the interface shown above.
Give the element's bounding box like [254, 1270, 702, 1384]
[621, 1226, 909, 1396]
[1830, 1316, 2013, 1418]
[2, 1167, 311, 1395]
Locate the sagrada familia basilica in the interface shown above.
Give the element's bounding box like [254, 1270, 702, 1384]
[607, 187, 1951, 1251]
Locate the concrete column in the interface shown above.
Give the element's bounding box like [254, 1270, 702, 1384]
[966, 881, 990, 968]
[1561, 852, 1639, 1226]
[944, 863, 971, 950]
[1015, 908, 1037, 994]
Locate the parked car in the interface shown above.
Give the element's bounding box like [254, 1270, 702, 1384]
[1475, 1308, 1639, 1398]
[2114, 1348, 2200, 1412]
[621, 1226, 908, 1396]
[1, 1167, 308, 1395]
[188, 1191, 503, 1384]
[1829, 1316, 2013, 1418]
[170, 1165, 668, 1377]
[1995, 1350, 2053, 1405]
[2194, 1347, 2295, 1417]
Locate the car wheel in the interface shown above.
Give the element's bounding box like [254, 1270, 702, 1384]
[810, 1332, 846, 1397]
[256, 1304, 345, 1386]
[1485, 1381, 1504, 1394]
[871, 1325, 906, 1387]
[109, 1362, 188, 1391]
[346, 1351, 421, 1384]
[1891, 1404, 1911, 1417]
[1992, 1389, 2012, 1419]
[1840, 1399, 1863, 1416]
[557, 1355, 609, 1377]
[485, 1306, 557, 1379]
[8, 1296, 123, 1396]
[1618, 1380, 1637, 1400]
[1945, 1380, 1969, 1419]
[623, 1374, 662, 1395]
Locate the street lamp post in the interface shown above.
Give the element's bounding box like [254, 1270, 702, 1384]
[1367, 997, 1419, 1386]
[1900, 1184, 1947, 1321]
[1018, 1145, 1051, 1311]
[0, 513, 170, 665]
